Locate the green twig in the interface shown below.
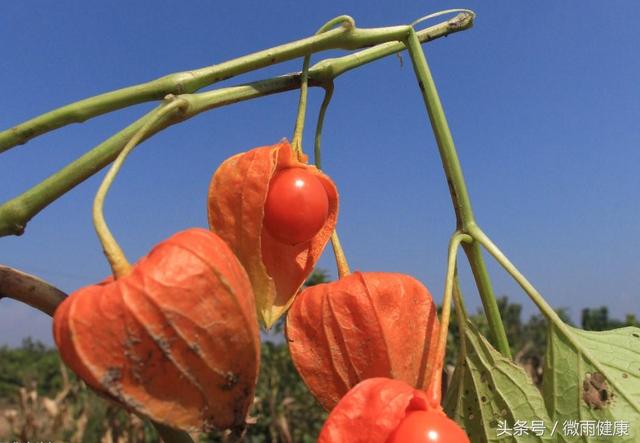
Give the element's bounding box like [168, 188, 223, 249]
[292, 16, 354, 157]
[313, 82, 334, 169]
[468, 225, 574, 339]
[310, 81, 351, 279]
[0, 12, 472, 153]
[0, 13, 473, 238]
[0, 20, 416, 154]
[93, 97, 189, 278]
[403, 28, 511, 358]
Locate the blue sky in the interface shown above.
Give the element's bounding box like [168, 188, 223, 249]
[1, 1, 638, 346]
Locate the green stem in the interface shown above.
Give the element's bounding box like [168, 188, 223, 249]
[452, 273, 468, 364]
[313, 82, 334, 169]
[291, 16, 354, 157]
[468, 225, 571, 336]
[426, 232, 472, 407]
[0, 13, 474, 238]
[291, 53, 312, 158]
[403, 29, 511, 358]
[93, 97, 188, 278]
[471, 225, 640, 415]
[330, 232, 351, 279]
[1, 12, 472, 154]
[310, 81, 351, 279]
[0, 21, 414, 154]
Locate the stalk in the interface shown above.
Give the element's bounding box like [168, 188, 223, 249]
[92, 97, 188, 278]
[403, 29, 511, 358]
[292, 16, 354, 157]
[0, 21, 416, 154]
[0, 265, 67, 315]
[310, 81, 351, 279]
[0, 13, 473, 238]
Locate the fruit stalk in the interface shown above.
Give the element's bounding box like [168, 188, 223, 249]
[309, 80, 352, 279]
[92, 97, 188, 278]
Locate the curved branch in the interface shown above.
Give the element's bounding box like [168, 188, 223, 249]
[0, 21, 414, 153]
[0, 265, 67, 316]
[0, 12, 473, 154]
[0, 13, 473, 238]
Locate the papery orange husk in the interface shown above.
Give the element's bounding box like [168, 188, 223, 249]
[53, 228, 260, 433]
[286, 271, 439, 411]
[317, 378, 432, 443]
[207, 140, 338, 328]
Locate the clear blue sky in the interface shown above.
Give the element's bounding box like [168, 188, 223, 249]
[1, 1, 638, 346]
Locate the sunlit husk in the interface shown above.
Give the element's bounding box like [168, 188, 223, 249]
[53, 228, 260, 433]
[286, 271, 439, 410]
[208, 140, 338, 328]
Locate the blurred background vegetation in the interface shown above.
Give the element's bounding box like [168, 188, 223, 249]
[0, 270, 637, 442]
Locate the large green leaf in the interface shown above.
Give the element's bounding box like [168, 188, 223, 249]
[544, 324, 640, 442]
[444, 321, 553, 442]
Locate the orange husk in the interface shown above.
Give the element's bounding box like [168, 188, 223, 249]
[286, 272, 439, 411]
[207, 140, 338, 328]
[317, 378, 432, 443]
[53, 228, 260, 433]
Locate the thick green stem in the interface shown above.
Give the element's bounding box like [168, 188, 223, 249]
[403, 29, 511, 358]
[0, 13, 472, 154]
[0, 14, 472, 238]
[0, 23, 414, 154]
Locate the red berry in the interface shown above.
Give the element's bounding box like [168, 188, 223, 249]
[386, 410, 470, 443]
[263, 167, 329, 245]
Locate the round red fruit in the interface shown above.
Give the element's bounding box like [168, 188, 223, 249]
[263, 167, 329, 245]
[386, 410, 470, 443]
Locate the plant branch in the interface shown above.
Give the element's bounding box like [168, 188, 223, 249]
[403, 29, 512, 358]
[0, 265, 67, 316]
[0, 18, 427, 154]
[0, 13, 472, 238]
[0, 13, 472, 154]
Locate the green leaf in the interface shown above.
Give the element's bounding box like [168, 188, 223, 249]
[444, 321, 553, 443]
[544, 324, 640, 442]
